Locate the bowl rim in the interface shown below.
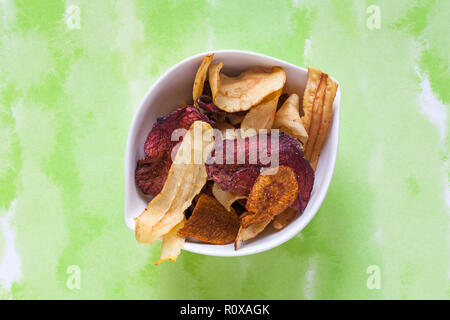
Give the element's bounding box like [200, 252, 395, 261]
[124, 49, 341, 257]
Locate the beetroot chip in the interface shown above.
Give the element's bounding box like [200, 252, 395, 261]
[205, 133, 314, 212]
[144, 106, 213, 158]
[136, 106, 213, 196]
[227, 167, 261, 195]
[135, 156, 172, 196]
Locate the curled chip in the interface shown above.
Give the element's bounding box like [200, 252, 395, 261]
[213, 67, 286, 113]
[206, 133, 314, 212]
[242, 166, 298, 227]
[155, 219, 186, 266]
[301, 67, 322, 132]
[240, 89, 281, 137]
[235, 215, 272, 250]
[212, 182, 247, 212]
[193, 54, 214, 107]
[197, 94, 248, 122]
[179, 193, 240, 244]
[273, 94, 308, 146]
[208, 62, 224, 101]
[136, 106, 213, 196]
[303, 70, 338, 170]
[135, 121, 214, 244]
[304, 72, 326, 162]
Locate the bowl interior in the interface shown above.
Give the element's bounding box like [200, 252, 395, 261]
[124, 50, 340, 256]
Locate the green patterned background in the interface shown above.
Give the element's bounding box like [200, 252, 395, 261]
[0, 0, 448, 299]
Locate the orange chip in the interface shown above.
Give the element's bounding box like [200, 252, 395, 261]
[178, 193, 240, 244]
[242, 166, 298, 227]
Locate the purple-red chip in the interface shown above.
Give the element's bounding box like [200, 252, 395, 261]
[144, 105, 213, 158]
[135, 156, 172, 196]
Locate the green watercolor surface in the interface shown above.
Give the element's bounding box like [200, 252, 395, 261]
[0, 0, 448, 299]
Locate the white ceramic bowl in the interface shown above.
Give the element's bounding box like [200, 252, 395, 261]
[124, 50, 340, 256]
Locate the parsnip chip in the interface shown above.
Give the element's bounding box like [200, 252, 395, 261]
[212, 182, 247, 212]
[147, 165, 205, 243]
[272, 208, 297, 230]
[135, 161, 188, 243]
[304, 73, 327, 161]
[308, 77, 338, 170]
[193, 54, 214, 107]
[301, 67, 323, 133]
[242, 166, 298, 227]
[273, 94, 308, 145]
[234, 217, 272, 250]
[240, 89, 281, 138]
[155, 219, 186, 266]
[209, 62, 224, 101]
[302, 67, 338, 170]
[179, 193, 240, 244]
[135, 121, 214, 244]
[214, 67, 286, 113]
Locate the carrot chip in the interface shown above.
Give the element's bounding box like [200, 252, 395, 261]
[242, 166, 298, 227]
[179, 193, 240, 244]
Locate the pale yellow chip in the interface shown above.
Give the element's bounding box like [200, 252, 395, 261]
[214, 67, 286, 113]
[135, 159, 188, 243]
[234, 216, 272, 250]
[147, 164, 205, 243]
[192, 54, 214, 107]
[302, 67, 338, 170]
[273, 93, 308, 145]
[307, 76, 338, 169]
[208, 62, 224, 101]
[155, 219, 186, 266]
[304, 73, 327, 161]
[301, 67, 322, 133]
[240, 89, 281, 138]
[135, 121, 214, 244]
[212, 182, 247, 212]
